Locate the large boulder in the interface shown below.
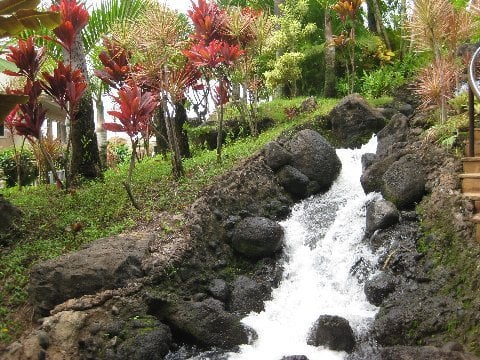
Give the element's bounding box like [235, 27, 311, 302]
[276, 165, 310, 199]
[231, 217, 284, 259]
[364, 272, 397, 306]
[307, 315, 356, 353]
[327, 93, 386, 148]
[0, 194, 22, 245]
[360, 156, 396, 194]
[229, 275, 270, 315]
[264, 141, 293, 171]
[281, 356, 309, 360]
[29, 232, 152, 316]
[382, 155, 427, 210]
[208, 278, 230, 303]
[376, 113, 409, 158]
[286, 129, 341, 191]
[166, 298, 250, 349]
[365, 198, 399, 235]
[111, 317, 172, 360]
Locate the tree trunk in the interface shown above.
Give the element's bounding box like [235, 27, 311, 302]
[273, 0, 287, 98]
[368, 0, 391, 49]
[174, 101, 191, 158]
[153, 106, 168, 158]
[367, 0, 377, 32]
[216, 101, 224, 163]
[64, 32, 101, 183]
[324, 5, 336, 98]
[95, 98, 107, 168]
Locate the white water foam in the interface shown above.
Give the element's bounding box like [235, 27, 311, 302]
[227, 137, 380, 360]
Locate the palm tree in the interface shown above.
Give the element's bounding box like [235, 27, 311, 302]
[83, 0, 149, 166]
[48, 0, 148, 180]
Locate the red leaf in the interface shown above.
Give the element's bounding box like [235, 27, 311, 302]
[41, 61, 87, 115]
[5, 37, 46, 80]
[51, 0, 89, 51]
[102, 122, 125, 132]
[106, 82, 158, 139]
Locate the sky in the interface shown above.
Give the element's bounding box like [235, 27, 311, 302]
[83, 0, 192, 13]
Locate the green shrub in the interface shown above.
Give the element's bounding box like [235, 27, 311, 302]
[0, 149, 37, 187]
[360, 66, 405, 98]
[106, 140, 131, 167]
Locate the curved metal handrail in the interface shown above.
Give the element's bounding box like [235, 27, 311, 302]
[468, 46, 480, 101]
[467, 46, 480, 157]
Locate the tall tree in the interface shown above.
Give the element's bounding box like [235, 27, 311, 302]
[366, 0, 391, 49]
[84, 0, 149, 166]
[52, 0, 101, 183]
[323, 0, 336, 97]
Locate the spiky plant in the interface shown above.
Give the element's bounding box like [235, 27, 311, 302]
[413, 58, 460, 112]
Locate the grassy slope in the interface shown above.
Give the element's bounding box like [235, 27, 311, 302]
[0, 97, 339, 344]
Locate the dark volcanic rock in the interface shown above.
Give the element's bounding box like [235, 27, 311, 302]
[264, 141, 293, 171]
[0, 195, 21, 232]
[231, 217, 284, 258]
[382, 155, 427, 210]
[208, 279, 230, 302]
[376, 114, 409, 158]
[229, 275, 271, 315]
[378, 345, 480, 360]
[307, 315, 356, 353]
[276, 165, 310, 198]
[360, 156, 396, 194]
[166, 298, 250, 349]
[327, 93, 386, 148]
[365, 198, 399, 235]
[364, 272, 397, 306]
[112, 319, 172, 360]
[29, 232, 152, 316]
[286, 129, 341, 191]
[361, 153, 377, 172]
[0, 195, 22, 245]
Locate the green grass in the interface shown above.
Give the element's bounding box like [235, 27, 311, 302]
[0, 96, 338, 344]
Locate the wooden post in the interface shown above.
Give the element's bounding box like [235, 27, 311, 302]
[469, 86, 475, 158]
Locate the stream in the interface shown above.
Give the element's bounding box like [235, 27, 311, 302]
[227, 136, 380, 360]
[169, 137, 380, 360]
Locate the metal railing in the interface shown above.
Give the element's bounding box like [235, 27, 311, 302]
[467, 46, 480, 157]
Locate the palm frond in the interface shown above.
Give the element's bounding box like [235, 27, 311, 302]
[83, 0, 150, 54]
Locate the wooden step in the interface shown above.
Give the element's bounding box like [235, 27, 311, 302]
[463, 192, 480, 212]
[460, 173, 480, 193]
[462, 157, 480, 173]
[462, 192, 480, 200]
[471, 213, 480, 223]
[464, 140, 480, 156]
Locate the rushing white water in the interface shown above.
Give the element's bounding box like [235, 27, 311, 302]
[228, 137, 379, 360]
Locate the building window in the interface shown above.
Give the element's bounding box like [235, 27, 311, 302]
[0, 123, 4, 137]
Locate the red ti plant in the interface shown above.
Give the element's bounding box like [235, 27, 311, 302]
[4, 37, 64, 188]
[104, 81, 158, 209]
[183, 35, 244, 162]
[94, 37, 133, 88]
[41, 61, 87, 117]
[50, 0, 89, 57]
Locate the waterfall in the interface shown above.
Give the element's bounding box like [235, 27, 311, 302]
[228, 136, 380, 360]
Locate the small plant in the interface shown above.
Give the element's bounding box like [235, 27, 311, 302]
[284, 106, 300, 120]
[104, 82, 158, 209]
[0, 149, 37, 187]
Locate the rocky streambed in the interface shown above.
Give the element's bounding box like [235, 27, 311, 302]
[2, 93, 480, 360]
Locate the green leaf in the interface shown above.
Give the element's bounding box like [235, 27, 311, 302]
[0, 57, 19, 73]
[0, 9, 61, 38]
[0, 0, 39, 16]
